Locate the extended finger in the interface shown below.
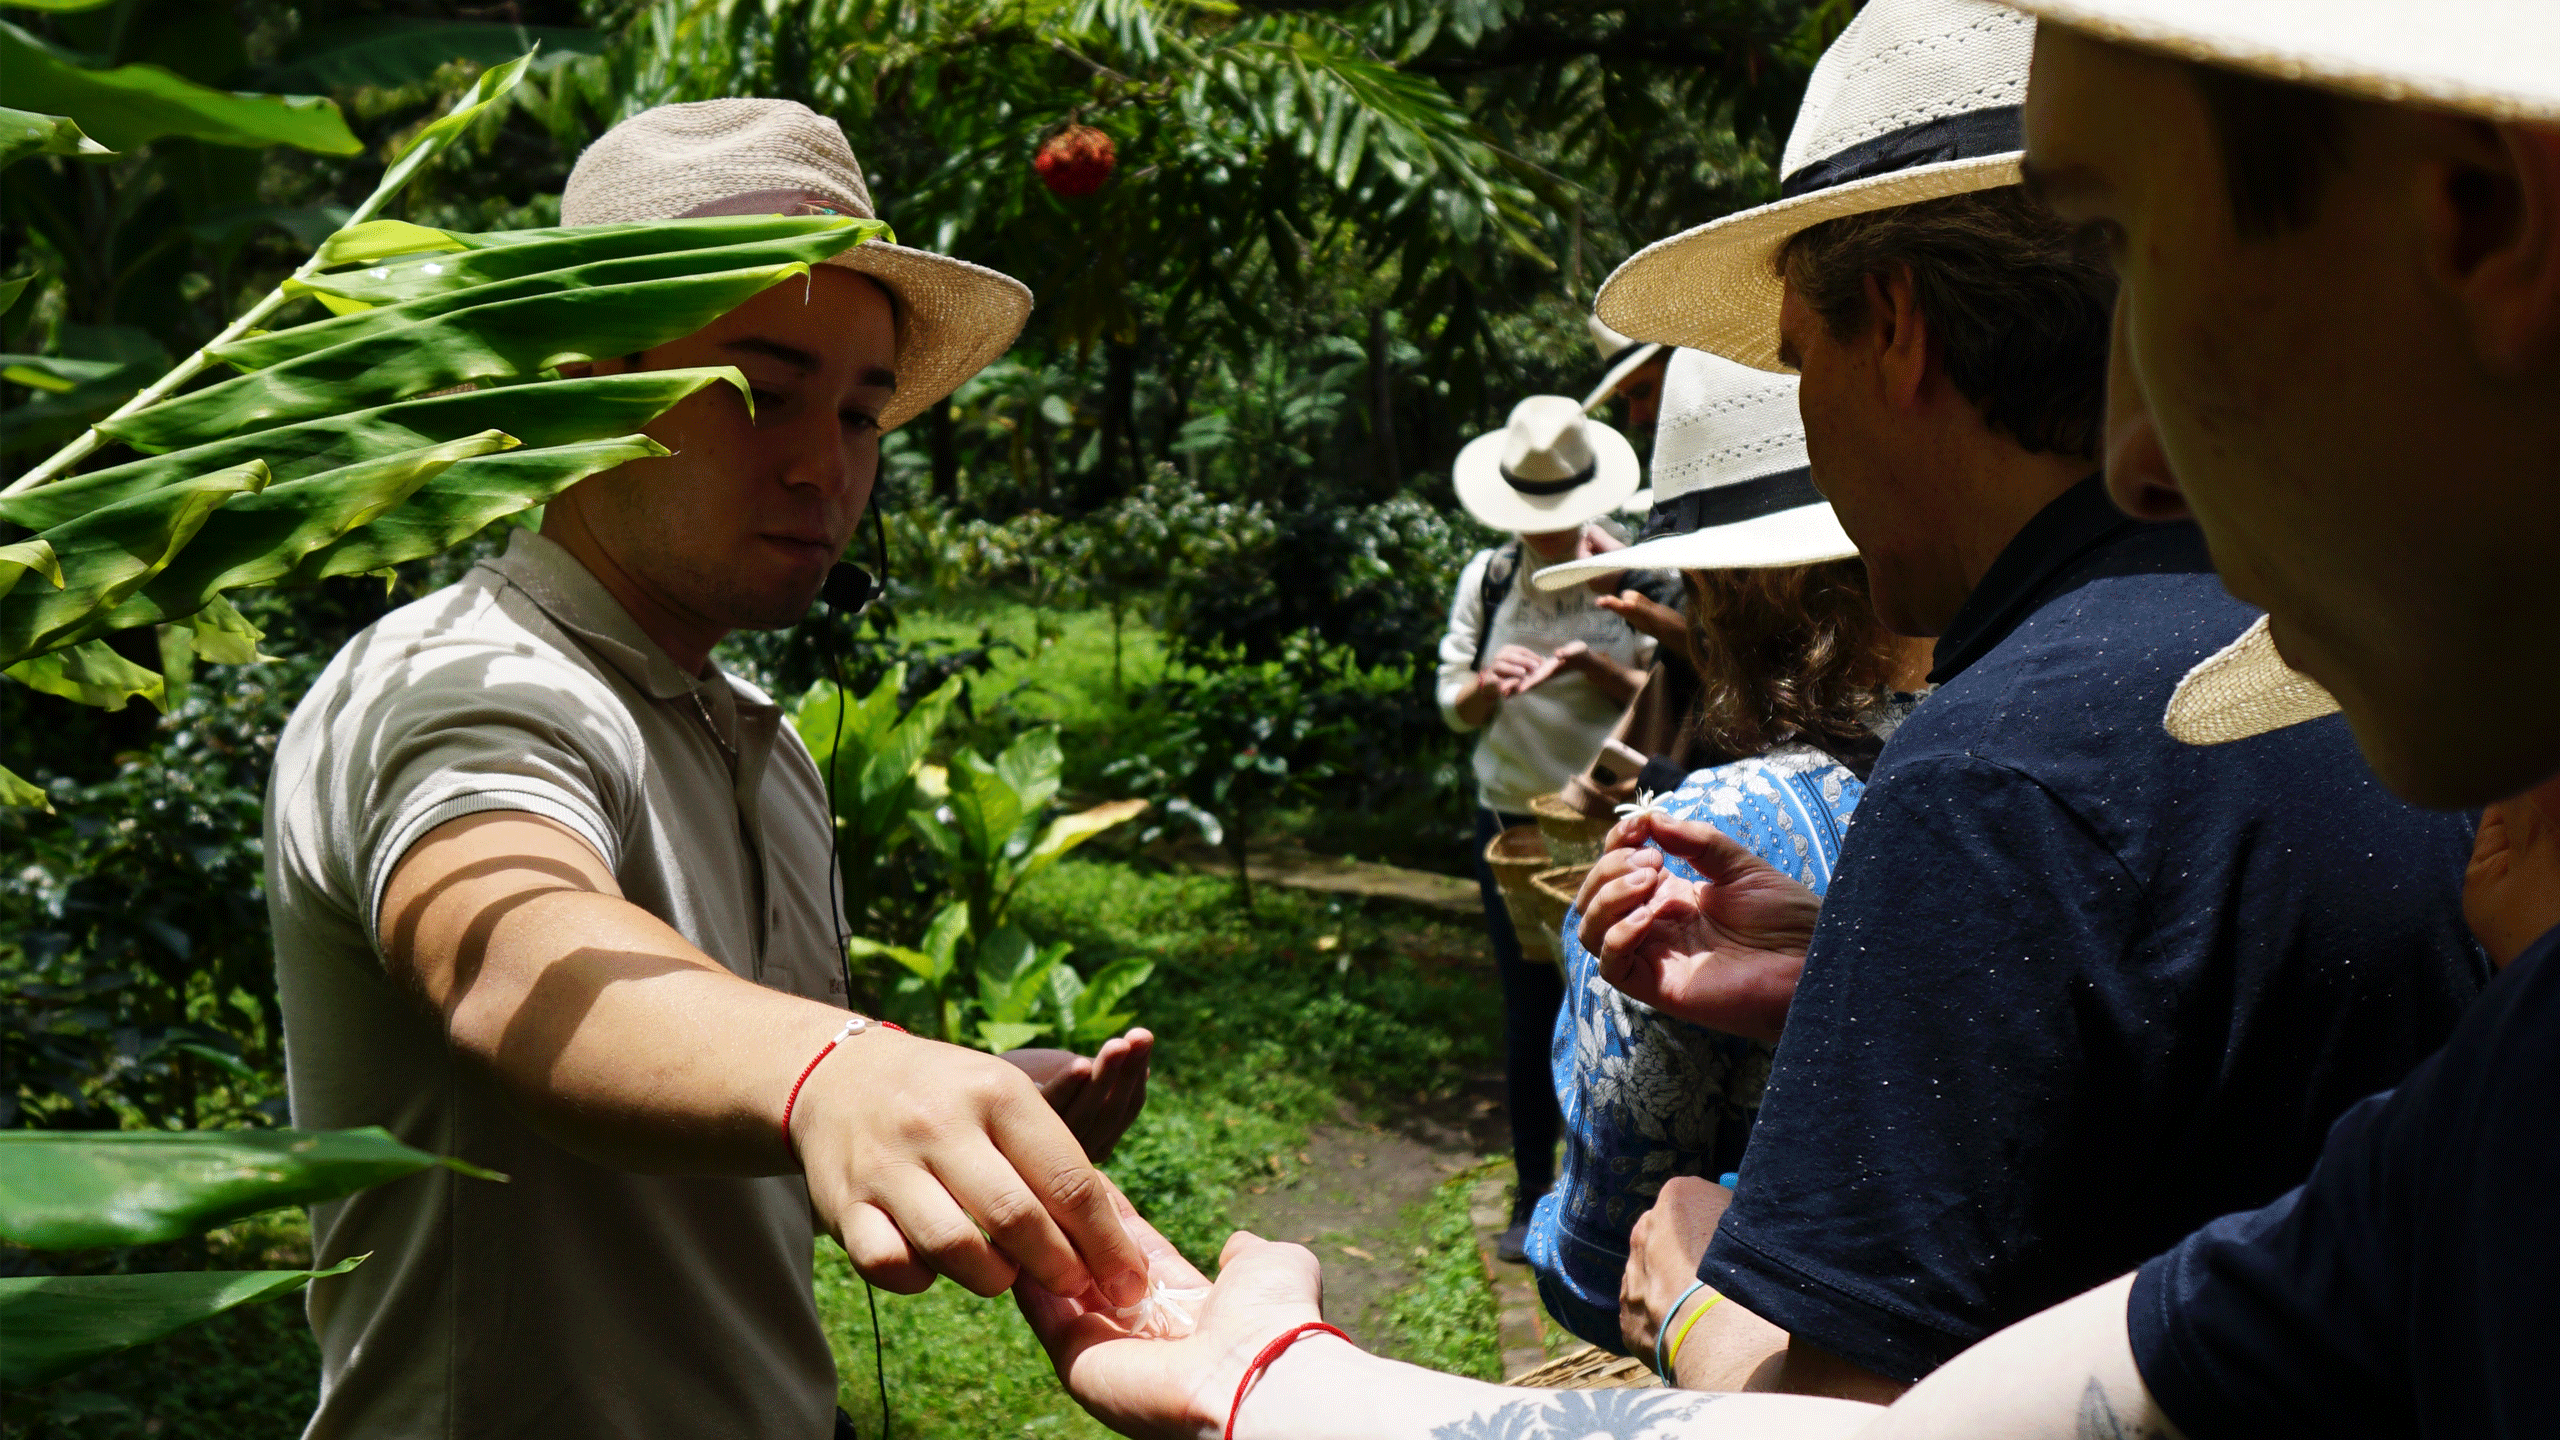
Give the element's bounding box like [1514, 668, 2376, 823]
[930, 1135, 1111, 1300]
[842, 1198, 944, 1295]
[1578, 864, 1664, 953]
[881, 1164, 1024, 1297]
[989, 1098, 1153, 1306]
[1575, 844, 1658, 908]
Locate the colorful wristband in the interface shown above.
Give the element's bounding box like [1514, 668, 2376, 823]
[1663, 1286, 1723, 1377]
[1655, 1277, 1712, 1379]
[1225, 1320, 1351, 1440]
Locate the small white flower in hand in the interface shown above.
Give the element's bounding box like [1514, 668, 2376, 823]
[1615, 789, 1671, 823]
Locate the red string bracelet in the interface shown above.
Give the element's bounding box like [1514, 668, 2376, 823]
[781, 1014, 904, 1164]
[1224, 1320, 1351, 1440]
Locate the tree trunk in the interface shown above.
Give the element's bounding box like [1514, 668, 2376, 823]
[1367, 310, 1400, 499]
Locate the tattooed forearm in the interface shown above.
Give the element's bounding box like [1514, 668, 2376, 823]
[2078, 1378, 2167, 1440]
[1428, 1389, 1724, 1440]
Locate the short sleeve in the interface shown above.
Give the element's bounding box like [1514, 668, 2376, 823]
[2128, 928, 2560, 1440]
[317, 633, 644, 953]
[1701, 755, 2148, 1381]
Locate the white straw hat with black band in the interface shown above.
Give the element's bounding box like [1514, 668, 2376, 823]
[1594, 0, 2034, 372]
[1452, 396, 1643, 535]
[2012, 0, 2560, 746]
[563, 98, 1034, 431]
[1535, 348, 1851, 590]
[1581, 313, 1666, 414]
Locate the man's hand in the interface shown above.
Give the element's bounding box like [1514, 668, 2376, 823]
[1620, 1175, 1734, 1360]
[1017, 1191, 1335, 1440]
[1004, 1028, 1155, 1162]
[1575, 813, 1821, 1042]
[794, 1030, 1152, 1306]
[2465, 774, 2560, 968]
[1479, 643, 1559, 698]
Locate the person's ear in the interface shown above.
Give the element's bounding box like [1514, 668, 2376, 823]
[1866, 264, 1931, 411]
[2102, 300, 2186, 521]
[2417, 115, 2560, 373]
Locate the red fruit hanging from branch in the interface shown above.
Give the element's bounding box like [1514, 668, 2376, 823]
[1035, 124, 1116, 198]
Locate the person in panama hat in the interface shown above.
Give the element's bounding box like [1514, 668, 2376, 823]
[267, 99, 1155, 1438]
[994, 4, 2560, 1438]
[1439, 394, 1658, 1263]
[1519, 348, 1934, 1355]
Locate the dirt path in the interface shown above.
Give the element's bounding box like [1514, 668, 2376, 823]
[1151, 838, 1482, 917]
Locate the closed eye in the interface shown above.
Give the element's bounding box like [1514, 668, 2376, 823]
[840, 409, 881, 434]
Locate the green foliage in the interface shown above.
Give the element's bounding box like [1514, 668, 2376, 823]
[0, 1127, 499, 1249]
[0, 20, 358, 156]
[0, 1257, 361, 1389]
[1374, 1166, 1505, 1381]
[794, 662, 968, 933]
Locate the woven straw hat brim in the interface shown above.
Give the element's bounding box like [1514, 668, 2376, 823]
[821, 241, 1031, 431]
[2163, 613, 2342, 745]
[2018, 1, 2560, 124]
[1452, 423, 1643, 534]
[1531, 504, 1858, 590]
[1593, 153, 2022, 373]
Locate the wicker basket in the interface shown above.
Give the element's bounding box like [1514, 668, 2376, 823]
[1529, 790, 1612, 867]
[1484, 825, 1559, 963]
[1529, 864, 1590, 957]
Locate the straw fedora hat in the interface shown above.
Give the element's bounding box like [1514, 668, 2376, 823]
[563, 99, 1034, 431]
[1594, 0, 2034, 372]
[1581, 313, 1665, 414]
[1535, 348, 1851, 590]
[2017, 1, 2560, 124]
[2015, 0, 2560, 745]
[1452, 396, 1642, 534]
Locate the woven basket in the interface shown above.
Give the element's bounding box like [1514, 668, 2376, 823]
[1485, 825, 1559, 963]
[1529, 790, 1612, 867]
[1529, 864, 1590, 957]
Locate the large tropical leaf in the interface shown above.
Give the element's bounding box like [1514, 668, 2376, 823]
[0, 466, 268, 665]
[0, 21, 359, 155]
[0, 105, 112, 169]
[0, 1127, 502, 1251]
[0, 1259, 362, 1389]
[294, 215, 892, 309]
[264, 19, 606, 92]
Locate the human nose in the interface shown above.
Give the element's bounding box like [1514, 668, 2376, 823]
[2101, 299, 2187, 522]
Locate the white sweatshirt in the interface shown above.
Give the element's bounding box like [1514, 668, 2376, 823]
[1436, 543, 1656, 814]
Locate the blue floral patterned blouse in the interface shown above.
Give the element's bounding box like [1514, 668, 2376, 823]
[1524, 743, 1869, 1352]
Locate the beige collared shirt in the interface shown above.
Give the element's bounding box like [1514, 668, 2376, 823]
[266, 528, 845, 1439]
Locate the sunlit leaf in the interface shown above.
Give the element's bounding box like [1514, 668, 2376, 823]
[181, 594, 269, 665]
[294, 215, 885, 310]
[0, 1258, 363, 1389]
[0, 760, 50, 811]
[5, 639, 163, 711]
[1024, 798, 1150, 873]
[0, 535, 61, 599]
[0, 1128, 504, 1251]
[847, 934, 940, 983]
[0, 353, 126, 394]
[365, 50, 533, 210]
[0, 106, 112, 169]
[0, 21, 358, 155]
[976, 1021, 1049, 1052]
[0, 465, 266, 667]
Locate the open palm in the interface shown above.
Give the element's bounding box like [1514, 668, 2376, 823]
[1575, 814, 1822, 1042]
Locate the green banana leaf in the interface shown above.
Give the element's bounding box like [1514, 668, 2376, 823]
[0, 369, 739, 528]
[101, 264, 818, 450]
[0, 1127, 503, 1251]
[0, 21, 359, 155]
[229, 223, 884, 367]
[0, 105, 113, 169]
[295, 215, 891, 309]
[0, 534, 62, 597]
[6, 639, 164, 711]
[0, 761, 48, 810]
[264, 19, 603, 92]
[0, 466, 267, 666]
[0, 1258, 362, 1389]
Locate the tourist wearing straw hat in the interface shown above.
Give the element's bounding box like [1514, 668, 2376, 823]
[1520, 348, 1934, 1355]
[1437, 394, 1657, 1263]
[1586, 313, 1671, 432]
[265, 101, 1154, 1437]
[1011, 2, 2560, 1436]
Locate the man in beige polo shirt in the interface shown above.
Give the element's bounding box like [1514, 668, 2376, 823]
[265, 101, 1153, 1438]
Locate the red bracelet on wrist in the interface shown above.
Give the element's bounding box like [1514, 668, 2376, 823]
[781, 1013, 904, 1164]
[1224, 1320, 1351, 1440]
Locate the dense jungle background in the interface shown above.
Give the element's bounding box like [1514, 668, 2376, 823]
[0, 0, 1842, 1431]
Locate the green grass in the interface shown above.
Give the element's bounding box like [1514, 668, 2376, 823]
[1375, 1166, 1508, 1381]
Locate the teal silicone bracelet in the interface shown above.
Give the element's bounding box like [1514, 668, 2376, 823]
[1655, 1277, 1712, 1379]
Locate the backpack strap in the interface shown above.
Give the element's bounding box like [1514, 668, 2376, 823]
[1470, 540, 1522, 673]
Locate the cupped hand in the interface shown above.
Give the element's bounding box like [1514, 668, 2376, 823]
[1005, 1028, 1156, 1162]
[1478, 643, 1550, 698]
[1619, 1176, 1734, 1361]
[795, 1029, 1151, 1309]
[1595, 589, 1689, 650]
[1574, 813, 1821, 1042]
[1017, 1187, 1332, 1440]
[2465, 774, 2560, 968]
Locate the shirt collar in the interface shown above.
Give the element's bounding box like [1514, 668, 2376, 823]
[1927, 473, 2133, 685]
[481, 529, 767, 718]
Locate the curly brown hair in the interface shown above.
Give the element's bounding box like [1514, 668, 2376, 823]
[1680, 559, 1905, 760]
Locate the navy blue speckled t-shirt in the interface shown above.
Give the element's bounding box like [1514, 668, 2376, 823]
[1697, 476, 2488, 1383]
